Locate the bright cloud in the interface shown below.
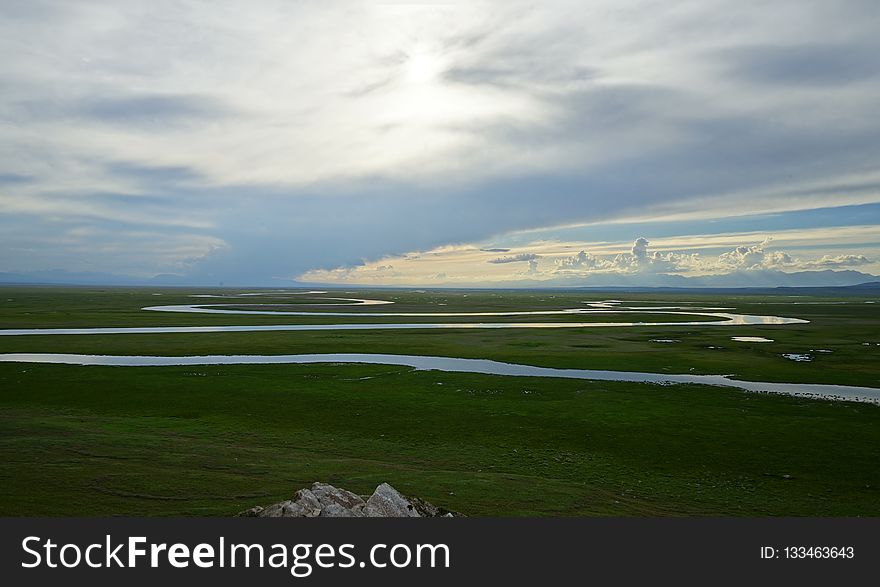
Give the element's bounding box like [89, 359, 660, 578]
[300, 229, 878, 287]
[555, 251, 611, 271]
[798, 254, 872, 270]
[717, 239, 791, 270]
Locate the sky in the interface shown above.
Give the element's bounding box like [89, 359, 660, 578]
[1, 0, 879, 287]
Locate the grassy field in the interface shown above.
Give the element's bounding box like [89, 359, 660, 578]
[0, 285, 878, 516]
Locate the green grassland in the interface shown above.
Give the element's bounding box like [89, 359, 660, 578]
[0, 285, 878, 516]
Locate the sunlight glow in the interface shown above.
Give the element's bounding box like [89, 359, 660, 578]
[403, 50, 445, 85]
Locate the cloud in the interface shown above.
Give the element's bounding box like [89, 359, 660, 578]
[301, 231, 876, 286]
[487, 253, 541, 264]
[0, 219, 228, 277]
[716, 238, 793, 270]
[74, 94, 230, 127]
[631, 236, 650, 260]
[105, 161, 203, 186]
[3, 1, 880, 282]
[716, 43, 880, 87]
[587, 237, 703, 274]
[555, 250, 611, 271]
[0, 173, 33, 184]
[487, 252, 542, 274]
[6, 1, 880, 193]
[799, 254, 872, 269]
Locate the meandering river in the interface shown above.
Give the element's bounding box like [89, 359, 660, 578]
[1, 294, 874, 404]
[1, 352, 877, 404]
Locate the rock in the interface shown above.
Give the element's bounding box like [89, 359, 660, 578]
[363, 482, 420, 517]
[260, 500, 291, 518]
[242, 482, 461, 518]
[235, 506, 264, 517]
[320, 502, 363, 517]
[408, 496, 440, 517]
[408, 495, 460, 517]
[311, 482, 366, 515]
[278, 488, 322, 517]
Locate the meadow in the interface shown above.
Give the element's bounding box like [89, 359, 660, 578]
[0, 286, 878, 516]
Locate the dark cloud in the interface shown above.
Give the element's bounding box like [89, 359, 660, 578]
[76, 94, 229, 126]
[105, 161, 203, 185]
[488, 253, 541, 264]
[0, 0, 69, 22]
[715, 43, 880, 86]
[11, 92, 231, 129]
[81, 192, 181, 206]
[0, 173, 33, 184]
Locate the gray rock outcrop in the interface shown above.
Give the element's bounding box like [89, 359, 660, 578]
[237, 482, 460, 517]
[363, 482, 420, 517]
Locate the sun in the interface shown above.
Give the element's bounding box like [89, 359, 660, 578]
[403, 50, 445, 85]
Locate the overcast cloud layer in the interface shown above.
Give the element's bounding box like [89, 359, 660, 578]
[1, 0, 879, 286]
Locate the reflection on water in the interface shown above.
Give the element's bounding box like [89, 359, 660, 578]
[0, 294, 809, 337]
[1, 352, 876, 404]
[188, 295, 391, 306]
[0, 307, 807, 337]
[143, 303, 744, 317]
[0, 315, 806, 337]
[3, 295, 842, 404]
[190, 291, 328, 297]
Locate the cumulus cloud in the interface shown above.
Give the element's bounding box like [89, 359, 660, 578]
[555, 250, 612, 271]
[631, 237, 650, 260]
[300, 229, 877, 286]
[599, 238, 702, 274]
[552, 236, 874, 279]
[799, 254, 872, 269]
[717, 238, 793, 270]
[558, 237, 799, 276]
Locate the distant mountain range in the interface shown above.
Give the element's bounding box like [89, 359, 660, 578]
[464, 269, 880, 290]
[568, 269, 880, 289]
[569, 281, 880, 296]
[0, 269, 141, 286]
[0, 270, 260, 287]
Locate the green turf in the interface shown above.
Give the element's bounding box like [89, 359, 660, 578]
[0, 285, 878, 516]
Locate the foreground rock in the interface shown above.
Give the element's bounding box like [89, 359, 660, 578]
[237, 482, 461, 518]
